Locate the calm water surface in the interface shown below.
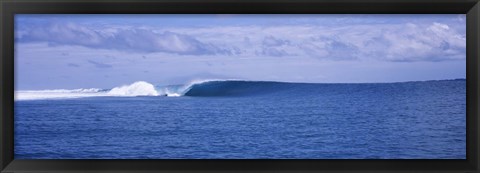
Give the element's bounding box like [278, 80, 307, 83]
[14, 80, 466, 159]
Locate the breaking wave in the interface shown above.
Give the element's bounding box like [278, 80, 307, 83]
[15, 79, 256, 101]
[16, 79, 464, 101]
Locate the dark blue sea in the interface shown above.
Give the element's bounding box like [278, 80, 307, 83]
[14, 79, 466, 159]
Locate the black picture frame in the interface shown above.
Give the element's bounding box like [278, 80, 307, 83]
[1, 0, 479, 172]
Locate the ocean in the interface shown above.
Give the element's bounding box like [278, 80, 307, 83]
[14, 79, 466, 159]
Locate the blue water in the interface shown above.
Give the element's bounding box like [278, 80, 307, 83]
[14, 79, 466, 159]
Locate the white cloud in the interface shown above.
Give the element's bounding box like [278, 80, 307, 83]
[18, 23, 231, 55]
[17, 21, 465, 62]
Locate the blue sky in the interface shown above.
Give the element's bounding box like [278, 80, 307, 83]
[15, 14, 466, 90]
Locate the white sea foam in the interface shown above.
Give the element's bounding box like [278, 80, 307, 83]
[161, 87, 181, 97]
[107, 81, 159, 96]
[15, 88, 107, 101]
[19, 88, 102, 93]
[16, 81, 159, 101]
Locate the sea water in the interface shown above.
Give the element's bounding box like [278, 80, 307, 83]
[14, 79, 466, 159]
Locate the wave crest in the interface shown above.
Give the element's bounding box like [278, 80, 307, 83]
[160, 79, 232, 97]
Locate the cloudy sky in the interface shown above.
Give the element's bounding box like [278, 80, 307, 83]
[15, 14, 466, 90]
